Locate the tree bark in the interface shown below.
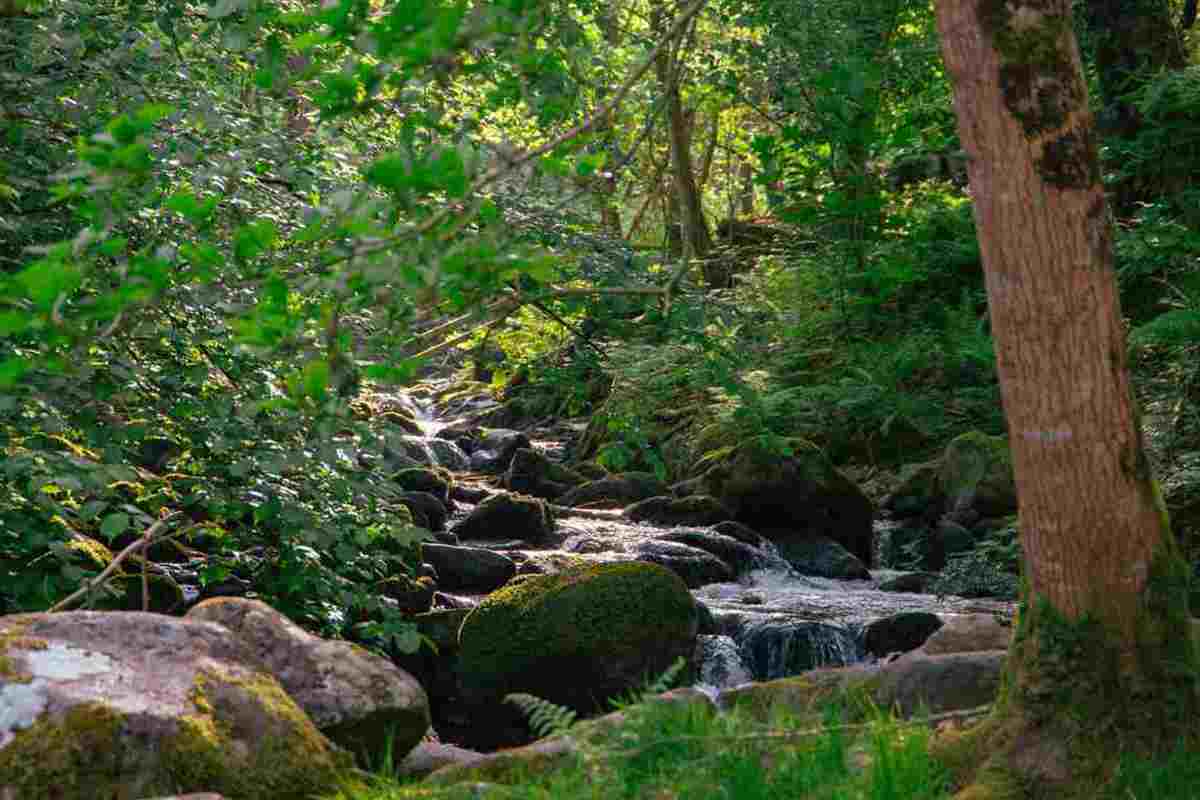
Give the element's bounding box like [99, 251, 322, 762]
[652, 6, 713, 272]
[935, 0, 1197, 790]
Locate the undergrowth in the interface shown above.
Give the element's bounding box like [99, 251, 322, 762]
[329, 696, 951, 800]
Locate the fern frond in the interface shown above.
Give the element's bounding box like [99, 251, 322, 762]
[504, 692, 578, 738]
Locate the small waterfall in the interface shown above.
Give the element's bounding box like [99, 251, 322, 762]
[694, 635, 754, 691]
[738, 619, 863, 681]
[752, 540, 797, 574]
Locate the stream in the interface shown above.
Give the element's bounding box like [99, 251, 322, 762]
[389, 387, 1013, 695]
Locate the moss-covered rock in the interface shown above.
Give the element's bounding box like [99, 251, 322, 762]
[393, 467, 454, 504]
[771, 534, 871, 580]
[558, 472, 668, 508]
[502, 448, 586, 500]
[452, 492, 555, 544]
[884, 432, 1016, 519]
[624, 495, 734, 527]
[699, 439, 875, 566]
[456, 562, 699, 713]
[0, 611, 353, 800]
[186, 598, 430, 767]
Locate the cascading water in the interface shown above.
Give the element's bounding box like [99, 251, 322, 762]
[737, 618, 863, 681]
[694, 634, 754, 691]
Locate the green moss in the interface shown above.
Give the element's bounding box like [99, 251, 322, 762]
[0, 622, 45, 683]
[456, 562, 698, 712]
[975, 0, 1085, 140]
[940, 431, 1015, 515]
[63, 534, 114, 570]
[161, 666, 355, 800]
[0, 702, 128, 797]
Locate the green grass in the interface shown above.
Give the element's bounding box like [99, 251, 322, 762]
[325, 698, 951, 800]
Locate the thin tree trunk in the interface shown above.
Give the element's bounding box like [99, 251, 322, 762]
[652, 6, 712, 270]
[935, 0, 1197, 790]
[738, 161, 754, 215]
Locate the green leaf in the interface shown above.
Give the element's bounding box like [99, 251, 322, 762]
[100, 513, 131, 540]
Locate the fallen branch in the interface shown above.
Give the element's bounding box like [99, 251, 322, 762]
[50, 512, 183, 612]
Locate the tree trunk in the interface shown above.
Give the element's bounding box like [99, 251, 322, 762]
[934, 0, 1198, 792]
[652, 7, 713, 273]
[738, 161, 754, 215]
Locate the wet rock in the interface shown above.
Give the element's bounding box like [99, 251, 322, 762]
[435, 422, 483, 453]
[669, 477, 705, 497]
[770, 533, 871, 580]
[456, 562, 699, 715]
[398, 491, 448, 532]
[624, 495, 734, 527]
[861, 612, 944, 658]
[699, 440, 874, 566]
[558, 472, 669, 508]
[921, 613, 1012, 655]
[503, 448, 587, 500]
[0, 610, 351, 800]
[420, 543, 517, 593]
[632, 540, 735, 588]
[393, 467, 453, 504]
[695, 599, 717, 635]
[738, 619, 862, 681]
[711, 521, 768, 547]
[452, 493, 555, 544]
[187, 598, 430, 764]
[468, 429, 532, 473]
[877, 572, 938, 593]
[656, 529, 767, 577]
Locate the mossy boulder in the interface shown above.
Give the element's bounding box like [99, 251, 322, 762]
[624, 494, 734, 527]
[452, 492, 555, 544]
[884, 432, 1016, 519]
[699, 439, 875, 566]
[502, 448, 587, 500]
[456, 562, 699, 714]
[558, 472, 669, 509]
[186, 598, 430, 766]
[393, 467, 453, 505]
[0, 611, 353, 800]
[397, 491, 448, 532]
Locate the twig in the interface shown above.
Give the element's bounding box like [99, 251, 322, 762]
[50, 512, 182, 612]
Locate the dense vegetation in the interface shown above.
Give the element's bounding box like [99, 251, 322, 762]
[5, 0, 1200, 794]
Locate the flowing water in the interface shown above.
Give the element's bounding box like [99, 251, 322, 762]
[397, 388, 1014, 693]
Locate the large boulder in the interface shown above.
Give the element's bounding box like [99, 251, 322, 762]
[503, 448, 586, 500]
[720, 649, 1005, 720]
[456, 562, 699, 714]
[884, 431, 1016, 519]
[0, 611, 352, 800]
[632, 540, 735, 588]
[397, 491, 448, 532]
[185, 598, 430, 764]
[558, 473, 669, 509]
[624, 495, 734, 527]
[699, 440, 874, 566]
[420, 543, 517, 593]
[921, 613, 1012, 655]
[452, 493, 555, 544]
